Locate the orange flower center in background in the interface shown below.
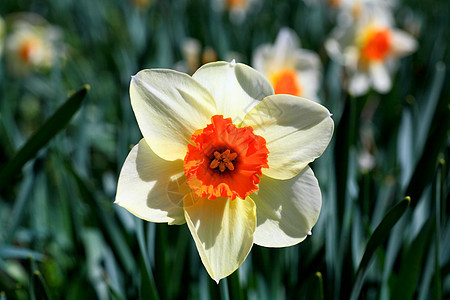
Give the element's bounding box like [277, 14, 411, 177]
[19, 37, 40, 63]
[226, 0, 247, 9]
[360, 27, 391, 62]
[270, 69, 303, 96]
[184, 115, 269, 200]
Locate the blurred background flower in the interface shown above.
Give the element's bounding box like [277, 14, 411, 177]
[253, 27, 322, 101]
[4, 13, 64, 77]
[325, 5, 417, 96]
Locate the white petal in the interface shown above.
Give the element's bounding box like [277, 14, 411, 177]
[184, 194, 256, 282]
[252, 44, 272, 74]
[192, 61, 274, 124]
[370, 63, 392, 93]
[390, 29, 418, 57]
[130, 69, 217, 161]
[348, 72, 370, 96]
[242, 94, 334, 180]
[273, 27, 301, 65]
[293, 49, 322, 101]
[251, 166, 321, 247]
[115, 139, 186, 225]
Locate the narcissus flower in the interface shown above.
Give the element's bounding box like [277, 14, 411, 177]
[4, 13, 63, 77]
[213, 0, 260, 24]
[327, 0, 395, 22]
[253, 28, 322, 102]
[325, 12, 417, 96]
[115, 61, 334, 282]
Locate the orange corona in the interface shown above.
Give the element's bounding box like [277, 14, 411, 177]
[270, 69, 303, 96]
[361, 27, 391, 62]
[19, 37, 40, 63]
[183, 115, 269, 200]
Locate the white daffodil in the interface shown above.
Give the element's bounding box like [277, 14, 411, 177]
[175, 38, 218, 75]
[252, 28, 322, 102]
[325, 12, 417, 96]
[213, 0, 260, 24]
[4, 14, 62, 77]
[328, 0, 396, 24]
[115, 61, 334, 282]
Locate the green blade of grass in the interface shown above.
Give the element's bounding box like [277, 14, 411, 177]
[31, 271, 51, 300]
[135, 219, 159, 300]
[312, 272, 324, 300]
[391, 217, 435, 299]
[350, 197, 410, 300]
[0, 246, 45, 262]
[63, 160, 136, 275]
[0, 85, 90, 193]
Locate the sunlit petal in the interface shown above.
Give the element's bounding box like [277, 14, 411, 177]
[183, 193, 256, 282]
[192, 61, 273, 124]
[115, 139, 186, 225]
[251, 166, 321, 247]
[242, 94, 334, 180]
[130, 69, 217, 161]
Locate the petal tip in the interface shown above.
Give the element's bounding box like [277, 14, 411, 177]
[229, 59, 237, 67]
[307, 230, 312, 236]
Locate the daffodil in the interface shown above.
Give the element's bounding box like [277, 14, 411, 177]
[325, 12, 417, 96]
[328, 0, 395, 23]
[252, 28, 322, 102]
[4, 13, 62, 77]
[115, 61, 334, 282]
[175, 38, 217, 75]
[213, 0, 260, 24]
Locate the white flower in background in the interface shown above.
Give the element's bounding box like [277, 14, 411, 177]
[5, 13, 63, 77]
[328, 0, 396, 24]
[175, 38, 218, 75]
[325, 13, 417, 96]
[213, 0, 260, 24]
[252, 28, 322, 102]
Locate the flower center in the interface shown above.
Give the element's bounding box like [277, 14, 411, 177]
[210, 149, 238, 172]
[226, 0, 248, 9]
[183, 115, 269, 200]
[359, 26, 391, 62]
[19, 37, 41, 63]
[269, 69, 303, 96]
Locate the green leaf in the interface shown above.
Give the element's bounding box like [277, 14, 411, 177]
[391, 217, 435, 299]
[0, 246, 44, 262]
[227, 270, 243, 300]
[63, 160, 136, 275]
[0, 85, 90, 193]
[350, 197, 410, 300]
[406, 63, 449, 207]
[313, 272, 324, 300]
[135, 219, 159, 300]
[31, 270, 52, 300]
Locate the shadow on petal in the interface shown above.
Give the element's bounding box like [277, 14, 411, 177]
[251, 166, 321, 247]
[134, 139, 187, 224]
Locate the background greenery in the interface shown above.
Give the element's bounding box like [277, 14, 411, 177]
[0, 0, 448, 299]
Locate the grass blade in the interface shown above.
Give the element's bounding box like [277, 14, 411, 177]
[391, 218, 435, 299]
[350, 197, 410, 300]
[63, 160, 136, 275]
[0, 85, 90, 193]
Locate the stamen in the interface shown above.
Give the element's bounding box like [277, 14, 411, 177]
[210, 149, 238, 172]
